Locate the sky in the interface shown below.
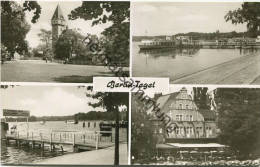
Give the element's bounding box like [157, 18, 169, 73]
[24, 1, 111, 48]
[0, 86, 105, 117]
[132, 2, 247, 36]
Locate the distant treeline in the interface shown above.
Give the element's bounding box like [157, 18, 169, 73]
[133, 31, 255, 42]
[74, 111, 127, 121]
[2, 111, 127, 122]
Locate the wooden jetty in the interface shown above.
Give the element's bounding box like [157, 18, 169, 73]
[4, 130, 114, 153]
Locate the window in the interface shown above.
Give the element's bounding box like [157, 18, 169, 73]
[186, 127, 190, 134]
[186, 105, 189, 109]
[179, 104, 183, 109]
[180, 127, 184, 135]
[176, 115, 179, 121]
[175, 127, 179, 134]
[176, 114, 183, 121]
[190, 127, 194, 134]
[186, 115, 189, 121]
[190, 115, 193, 121]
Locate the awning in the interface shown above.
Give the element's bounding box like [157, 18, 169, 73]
[156, 144, 178, 149]
[167, 143, 228, 148]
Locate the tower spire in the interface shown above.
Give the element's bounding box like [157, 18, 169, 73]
[51, 4, 67, 52]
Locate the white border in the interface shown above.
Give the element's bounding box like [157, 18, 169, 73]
[2, 1, 260, 166]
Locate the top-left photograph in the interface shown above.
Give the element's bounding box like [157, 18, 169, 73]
[1, 1, 130, 83]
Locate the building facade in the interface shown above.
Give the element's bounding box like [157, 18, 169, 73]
[152, 87, 217, 141]
[51, 4, 67, 50]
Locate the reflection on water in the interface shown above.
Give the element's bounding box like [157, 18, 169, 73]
[1, 141, 69, 164]
[139, 48, 200, 59]
[133, 42, 260, 81]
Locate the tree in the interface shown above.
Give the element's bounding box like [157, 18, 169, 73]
[86, 87, 129, 165]
[193, 87, 210, 109]
[54, 29, 90, 60]
[38, 29, 52, 48]
[1, 1, 41, 58]
[37, 29, 53, 59]
[1, 44, 10, 63]
[131, 93, 158, 163]
[68, 2, 130, 67]
[225, 2, 260, 37]
[215, 88, 260, 159]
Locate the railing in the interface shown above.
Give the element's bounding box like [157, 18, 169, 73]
[6, 130, 114, 149]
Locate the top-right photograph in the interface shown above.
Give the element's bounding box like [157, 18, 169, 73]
[132, 2, 260, 85]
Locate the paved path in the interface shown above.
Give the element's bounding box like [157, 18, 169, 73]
[36, 143, 128, 165]
[172, 53, 260, 84]
[1, 60, 129, 83]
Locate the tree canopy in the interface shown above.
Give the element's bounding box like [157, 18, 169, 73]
[1, 1, 41, 57]
[37, 29, 52, 58]
[131, 93, 158, 163]
[54, 29, 90, 60]
[86, 86, 129, 165]
[215, 88, 260, 159]
[225, 2, 260, 37]
[68, 2, 130, 66]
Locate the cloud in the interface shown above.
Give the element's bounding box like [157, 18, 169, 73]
[133, 2, 247, 36]
[18, 87, 98, 116]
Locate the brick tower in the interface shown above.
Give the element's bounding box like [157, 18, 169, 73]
[51, 4, 67, 50]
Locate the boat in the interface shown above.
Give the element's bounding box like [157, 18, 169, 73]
[65, 120, 78, 124]
[138, 39, 176, 50]
[40, 121, 46, 125]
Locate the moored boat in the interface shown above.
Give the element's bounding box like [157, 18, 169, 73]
[65, 120, 78, 124]
[139, 39, 176, 50]
[40, 121, 46, 125]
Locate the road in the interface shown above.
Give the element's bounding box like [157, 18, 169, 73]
[1, 60, 129, 83]
[36, 143, 128, 165]
[172, 53, 260, 84]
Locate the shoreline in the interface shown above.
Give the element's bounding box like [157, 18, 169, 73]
[172, 53, 260, 84]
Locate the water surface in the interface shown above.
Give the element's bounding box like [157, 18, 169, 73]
[133, 42, 260, 81]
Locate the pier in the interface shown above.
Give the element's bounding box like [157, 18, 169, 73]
[4, 130, 114, 153]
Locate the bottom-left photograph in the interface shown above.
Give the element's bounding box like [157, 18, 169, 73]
[0, 85, 129, 165]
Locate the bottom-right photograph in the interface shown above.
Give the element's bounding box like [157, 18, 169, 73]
[131, 86, 260, 165]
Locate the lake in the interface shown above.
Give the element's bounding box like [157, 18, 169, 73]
[1, 121, 127, 164]
[132, 42, 260, 82]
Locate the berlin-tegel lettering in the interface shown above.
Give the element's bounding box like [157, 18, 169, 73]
[83, 35, 177, 134]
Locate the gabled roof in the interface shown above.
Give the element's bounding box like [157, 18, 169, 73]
[52, 4, 65, 21]
[147, 92, 179, 115]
